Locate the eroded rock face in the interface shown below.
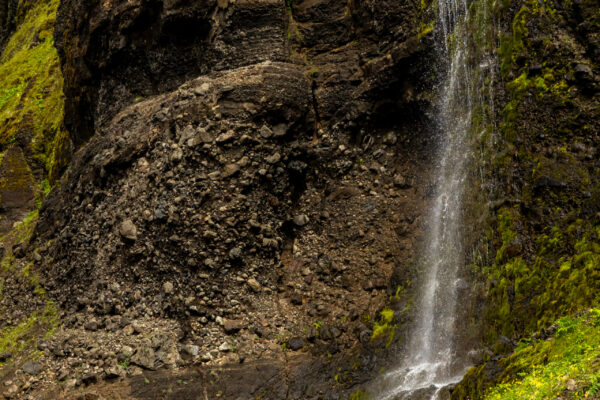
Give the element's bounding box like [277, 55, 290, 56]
[2, 0, 443, 397]
[35, 58, 433, 370]
[25, 32, 436, 400]
[55, 0, 288, 147]
[55, 0, 432, 147]
[8, 0, 592, 397]
[0, 146, 35, 234]
[38, 61, 313, 298]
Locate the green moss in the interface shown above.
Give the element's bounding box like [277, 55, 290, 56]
[14, 209, 38, 243]
[390, 285, 406, 301]
[485, 217, 600, 342]
[380, 308, 394, 324]
[416, 0, 436, 41]
[454, 310, 600, 399]
[451, 364, 488, 399]
[499, 5, 529, 76]
[486, 310, 600, 399]
[0, 301, 58, 361]
[507, 73, 530, 98]
[0, 4, 62, 356]
[371, 322, 391, 341]
[371, 308, 397, 348]
[34, 178, 50, 209]
[417, 21, 434, 40]
[0, 253, 15, 274]
[494, 208, 517, 264]
[457, 0, 600, 396]
[0, 0, 69, 181]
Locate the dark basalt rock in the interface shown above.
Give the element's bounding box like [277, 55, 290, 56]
[0, 0, 447, 397]
[533, 175, 567, 193]
[55, 0, 433, 149]
[22, 361, 42, 376]
[287, 337, 305, 351]
[0, 0, 18, 50]
[54, 0, 288, 148]
[36, 60, 314, 315]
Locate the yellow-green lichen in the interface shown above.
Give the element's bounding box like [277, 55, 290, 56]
[485, 216, 600, 342]
[0, 301, 58, 364]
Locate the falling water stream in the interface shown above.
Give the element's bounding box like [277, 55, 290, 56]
[375, 0, 486, 399]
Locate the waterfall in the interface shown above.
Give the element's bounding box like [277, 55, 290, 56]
[373, 0, 494, 399]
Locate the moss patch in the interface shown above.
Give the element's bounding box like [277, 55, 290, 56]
[485, 214, 600, 342]
[0, 301, 58, 361]
[371, 307, 397, 348]
[486, 309, 600, 399]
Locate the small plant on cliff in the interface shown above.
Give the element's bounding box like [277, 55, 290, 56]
[371, 307, 396, 348]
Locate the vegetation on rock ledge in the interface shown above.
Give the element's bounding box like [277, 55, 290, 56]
[487, 309, 600, 399]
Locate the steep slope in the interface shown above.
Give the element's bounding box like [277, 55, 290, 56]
[0, 1, 68, 397]
[0, 0, 68, 233]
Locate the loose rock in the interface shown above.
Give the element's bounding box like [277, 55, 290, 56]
[247, 278, 261, 293]
[223, 319, 245, 334]
[22, 361, 41, 375]
[287, 337, 305, 351]
[119, 219, 138, 241]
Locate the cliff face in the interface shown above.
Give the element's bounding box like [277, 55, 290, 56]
[0, 0, 17, 48]
[54, 0, 431, 149]
[0, 0, 597, 398]
[482, 0, 599, 339]
[0, 0, 68, 240]
[0, 0, 443, 398]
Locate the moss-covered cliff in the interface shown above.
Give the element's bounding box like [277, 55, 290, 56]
[0, 0, 66, 394]
[453, 0, 600, 397]
[0, 0, 68, 177]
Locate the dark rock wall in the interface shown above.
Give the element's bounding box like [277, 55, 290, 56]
[54, 0, 294, 147]
[479, 0, 600, 342]
[5, 0, 597, 396]
[0, 0, 17, 49]
[55, 0, 431, 147]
